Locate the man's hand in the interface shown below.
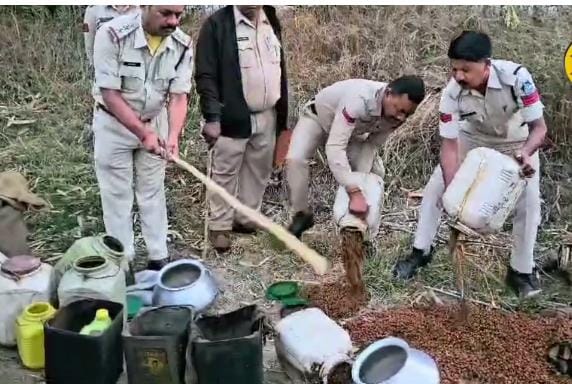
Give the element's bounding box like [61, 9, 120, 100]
[514, 150, 536, 178]
[165, 134, 179, 161]
[202, 121, 221, 147]
[141, 130, 164, 157]
[348, 189, 368, 219]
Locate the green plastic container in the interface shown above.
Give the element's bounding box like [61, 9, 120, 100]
[126, 295, 143, 320]
[266, 281, 299, 301]
[80, 309, 112, 336]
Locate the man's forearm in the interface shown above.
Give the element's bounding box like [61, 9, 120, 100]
[521, 118, 547, 157]
[168, 93, 188, 139]
[101, 89, 150, 140]
[440, 138, 459, 188]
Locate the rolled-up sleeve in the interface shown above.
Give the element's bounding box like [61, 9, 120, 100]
[514, 67, 544, 123]
[438, 81, 462, 140]
[93, 25, 121, 90]
[325, 97, 365, 188]
[169, 43, 194, 94]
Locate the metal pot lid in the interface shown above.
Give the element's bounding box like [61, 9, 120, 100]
[1, 255, 41, 276]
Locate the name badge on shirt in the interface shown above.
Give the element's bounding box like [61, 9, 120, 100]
[123, 61, 141, 67]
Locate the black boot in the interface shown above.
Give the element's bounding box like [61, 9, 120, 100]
[287, 211, 314, 239]
[232, 222, 257, 235]
[393, 247, 434, 280]
[505, 266, 541, 299]
[147, 258, 170, 271]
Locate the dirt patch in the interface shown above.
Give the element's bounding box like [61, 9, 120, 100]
[340, 229, 366, 297]
[304, 279, 369, 320]
[345, 305, 572, 384]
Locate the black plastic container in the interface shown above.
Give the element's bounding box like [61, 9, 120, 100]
[187, 305, 266, 384]
[44, 299, 124, 384]
[123, 306, 192, 384]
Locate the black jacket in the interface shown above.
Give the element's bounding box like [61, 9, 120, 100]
[194, 5, 288, 138]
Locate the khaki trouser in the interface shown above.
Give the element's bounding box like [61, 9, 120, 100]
[286, 108, 378, 213]
[208, 109, 276, 231]
[93, 107, 169, 261]
[413, 130, 541, 274]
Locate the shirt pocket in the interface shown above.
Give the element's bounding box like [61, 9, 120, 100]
[237, 39, 257, 68]
[266, 33, 281, 64]
[119, 62, 144, 93]
[154, 61, 176, 93]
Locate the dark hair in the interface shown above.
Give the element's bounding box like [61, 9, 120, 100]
[388, 75, 426, 104]
[448, 31, 492, 62]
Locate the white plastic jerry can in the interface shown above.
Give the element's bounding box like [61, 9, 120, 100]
[442, 147, 526, 234]
[333, 172, 384, 241]
[274, 308, 354, 384]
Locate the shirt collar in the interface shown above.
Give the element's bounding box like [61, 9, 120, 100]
[487, 63, 503, 89]
[459, 60, 502, 97]
[110, 5, 132, 12]
[367, 86, 386, 117]
[134, 15, 176, 53]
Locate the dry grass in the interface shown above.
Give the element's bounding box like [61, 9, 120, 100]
[0, 5, 570, 315]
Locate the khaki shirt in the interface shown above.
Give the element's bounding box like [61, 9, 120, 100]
[234, 6, 282, 113]
[439, 59, 544, 150]
[83, 5, 139, 67]
[93, 13, 193, 121]
[311, 79, 397, 188]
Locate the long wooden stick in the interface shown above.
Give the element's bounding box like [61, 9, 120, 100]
[171, 156, 330, 275]
[201, 149, 212, 259]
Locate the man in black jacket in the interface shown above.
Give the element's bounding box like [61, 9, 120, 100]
[195, 5, 288, 252]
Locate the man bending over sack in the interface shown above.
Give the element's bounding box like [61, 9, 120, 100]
[393, 31, 548, 299]
[285, 76, 426, 238]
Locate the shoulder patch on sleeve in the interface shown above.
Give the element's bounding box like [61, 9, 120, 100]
[342, 108, 356, 124]
[521, 80, 536, 96]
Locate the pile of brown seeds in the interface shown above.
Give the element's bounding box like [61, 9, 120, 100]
[304, 279, 369, 320]
[345, 305, 572, 384]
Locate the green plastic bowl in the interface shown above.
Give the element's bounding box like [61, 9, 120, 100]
[126, 295, 143, 320]
[281, 296, 309, 307]
[266, 281, 299, 301]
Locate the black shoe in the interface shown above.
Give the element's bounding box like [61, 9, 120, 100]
[393, 247, 434, 280]
[232, 222, 257, 234]
[505, 266, 542, 299]
[146, 258, 170, 271]
[287, 211, 314, 239]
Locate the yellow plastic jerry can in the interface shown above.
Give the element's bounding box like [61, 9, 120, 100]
[16, 302, 56, 369]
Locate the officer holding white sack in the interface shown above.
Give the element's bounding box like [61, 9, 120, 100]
[393, 31, 547, 299]
[285, 77, 426, 238]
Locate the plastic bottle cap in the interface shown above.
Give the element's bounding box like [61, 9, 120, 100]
[95, 309, 109, 321]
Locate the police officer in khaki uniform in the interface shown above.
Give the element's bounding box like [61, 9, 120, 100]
[286, 76, 426, 238]
[195, 6, 288, 252]
[83, 5, 140, 68]
[92, 5, 193, 270]
[393, 31, 548, 299]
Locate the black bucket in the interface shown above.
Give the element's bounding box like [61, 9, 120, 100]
[187, 305, 267, 384]
[123, 306, 193, 384]
[44, 299, 124, 384]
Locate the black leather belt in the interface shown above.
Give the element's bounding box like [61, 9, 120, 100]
[97, 103, 152, 123]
